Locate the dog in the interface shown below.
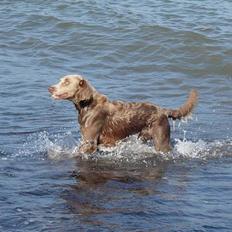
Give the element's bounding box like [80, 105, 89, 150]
[48, 75, 198, 154]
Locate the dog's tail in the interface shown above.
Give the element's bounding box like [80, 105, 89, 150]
[163, 89, 198, 120]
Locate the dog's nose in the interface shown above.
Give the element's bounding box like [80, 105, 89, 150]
[48, 86, 55, 93]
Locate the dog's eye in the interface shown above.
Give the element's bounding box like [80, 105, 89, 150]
[63, 79, 70, 86]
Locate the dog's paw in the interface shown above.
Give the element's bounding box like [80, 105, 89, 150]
[79, 143, 97, 154]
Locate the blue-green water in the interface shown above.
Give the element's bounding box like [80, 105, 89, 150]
[0, 1, 232, 231]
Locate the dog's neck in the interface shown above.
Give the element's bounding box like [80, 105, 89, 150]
[72, 97, 94, 112]
[72, 91, 108, 114]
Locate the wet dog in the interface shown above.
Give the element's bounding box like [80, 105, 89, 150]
[48, 75, 198, 154]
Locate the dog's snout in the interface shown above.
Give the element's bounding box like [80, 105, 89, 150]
[48, 86, 55, 93]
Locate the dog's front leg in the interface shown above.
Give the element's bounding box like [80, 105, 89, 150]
[78, 112, 106, 155]
[76, 107, 107, 155]
[79, 140, 98, 154]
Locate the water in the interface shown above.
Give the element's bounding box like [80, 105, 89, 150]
[0, 0, 232, 231]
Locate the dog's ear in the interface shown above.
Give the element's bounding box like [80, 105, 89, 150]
[79, 79, 86, 87]
[75, 79, 93, 102]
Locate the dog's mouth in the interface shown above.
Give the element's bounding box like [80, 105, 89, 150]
[51, 93, 69, 100]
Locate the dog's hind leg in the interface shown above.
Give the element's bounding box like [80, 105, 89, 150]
[151, 114, 171, 153]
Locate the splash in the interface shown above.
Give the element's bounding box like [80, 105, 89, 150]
[14, 131, 79, 160]
[95, 136, 155, 162]
[4, 130, 232, 162]
[92, 136, 232, 163]
[174, 139, 232, 160]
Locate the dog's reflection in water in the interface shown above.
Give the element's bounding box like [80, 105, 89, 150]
[62, 157, 168, 217]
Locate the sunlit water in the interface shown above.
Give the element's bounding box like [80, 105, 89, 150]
[0, 0, 232, 231]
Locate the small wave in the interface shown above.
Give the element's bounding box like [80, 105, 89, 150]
[0, 149, 9, 160]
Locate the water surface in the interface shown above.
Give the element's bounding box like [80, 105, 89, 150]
[0, 0, 232, 231]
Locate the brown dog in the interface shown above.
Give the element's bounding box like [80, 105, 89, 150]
[48, 75, 198, 154]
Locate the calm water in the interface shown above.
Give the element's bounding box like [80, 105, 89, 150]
[0, 0, 232, 231]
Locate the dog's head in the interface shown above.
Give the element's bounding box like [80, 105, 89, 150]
[48, 75, 94, 102]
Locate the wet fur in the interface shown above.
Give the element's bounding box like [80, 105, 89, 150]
[49, 75, 198, 154]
